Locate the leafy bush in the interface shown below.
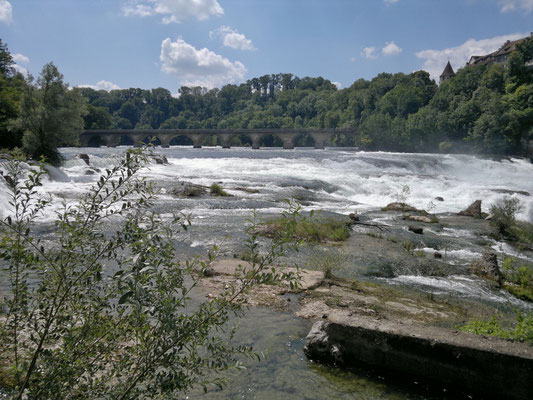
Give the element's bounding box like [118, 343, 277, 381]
[210, 182, 230, 196]
[0, 147, 300, 398]
[490, 197, 521, 237]
[490, 198, 533, 249]
[460, 311, 533, 345]
[501, 257, 533, 302]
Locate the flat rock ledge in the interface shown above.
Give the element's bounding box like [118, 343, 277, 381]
[304, 314, 533, 400]
[200, 260, 324, 310]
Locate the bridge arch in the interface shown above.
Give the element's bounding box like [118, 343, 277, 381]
[87, 135, 104, 147]
[229, 134, 253, 147]
[259, 134, 283, 148]
[169, 135, 194, 146]
[293, 133, 315, 147]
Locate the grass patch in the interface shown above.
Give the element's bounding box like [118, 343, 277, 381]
[459, 311, 533, 345]
[210, 183, 230, 197]
[366, 232, 383, 239]
[501, 257, 533, 302]
[308, 248, 349, 279]
[260, 215, 350, 243]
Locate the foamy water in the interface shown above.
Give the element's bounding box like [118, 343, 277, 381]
[1, 147, 532, 223]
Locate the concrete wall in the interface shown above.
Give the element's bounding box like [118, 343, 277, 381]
[304, 317, 533, 400]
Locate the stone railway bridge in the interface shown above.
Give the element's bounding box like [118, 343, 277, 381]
[80, 129, 355, 149]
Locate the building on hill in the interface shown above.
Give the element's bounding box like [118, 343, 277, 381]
[467, 33, 533, 68]
[439, 61, 455, 84]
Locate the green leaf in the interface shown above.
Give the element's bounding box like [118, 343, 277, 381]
[118, 291, 134, 305]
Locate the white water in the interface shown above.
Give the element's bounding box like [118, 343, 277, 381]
[1, 148, 532, 222]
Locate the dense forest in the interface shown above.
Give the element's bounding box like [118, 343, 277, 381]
[1, 37, 532, 156]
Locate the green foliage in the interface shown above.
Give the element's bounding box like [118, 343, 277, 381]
[17, 63, 86, 165]
[261, 211, 350, 243]
[210, 182, 230, 196]
[0, 147, 301, 398]
[0, 40, 26, 149]
[501, 258, 533, 302]
[489, 198, 533, 249]
[70, 35, 532, 155]
[460, 311, 533, 345]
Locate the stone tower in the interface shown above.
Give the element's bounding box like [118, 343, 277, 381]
[439, 61, 455, 84]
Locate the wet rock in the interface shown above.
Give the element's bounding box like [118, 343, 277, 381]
[43, 165, 70, 182]
[303, 321, 343, 366]
[492, 188, 530, 197]
[470, 252, 503, 287]
[434, 252, 442, 259]
[79, 153, 90, 166]
[349, 213, 360, 222]
[151, 154, 168, 165]
[408, 226, 424, 235]
[236, 186, 260, 194]
[435, 196, 444, 202]
[382, 202, 419, 212]
[84, 169, 96, 175]
[169, 182, 207, 197]
[404, 215, 432, 223]
[458, 200, 483, 218]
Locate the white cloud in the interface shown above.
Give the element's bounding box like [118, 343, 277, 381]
[122, 0, 223, 23]
[499, 0, 533, 12]
[78, 80, 121, 91]
[416, 32, 526, 82]
[332, 81, 342, 89]
[13, 65, 27, 75]
[210, 26, 256, 51]
[0, 0, 12, 23]
[350, 57, 356, 62]
[361, 47, 377, 59]
[160, 37, 247, 89]
[12, 53, 29, 75]
[13, 53, 29, 64]
[382, 41, 402, 56]
[384, 0, 400, 4]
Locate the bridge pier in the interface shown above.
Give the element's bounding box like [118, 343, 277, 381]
[219, 133, 232, 149]
[159, 134, 171, 148]
[105, 135, 121, 147]
[249, 134, 261, 150]
[277, 133, 294, 150]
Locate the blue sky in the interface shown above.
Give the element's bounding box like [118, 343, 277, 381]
[1, 0, 532, 93]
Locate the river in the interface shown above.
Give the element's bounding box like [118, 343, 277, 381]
[1, 146, 532, 399]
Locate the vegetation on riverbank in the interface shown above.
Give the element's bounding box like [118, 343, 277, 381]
[490, 198, 533, 250]
[0, 147, 301, 398]
[460, 311, 533, 345]
[1, 41, 86, 165]
[72, 36, 532, 155]
[2, 37, 532, 159]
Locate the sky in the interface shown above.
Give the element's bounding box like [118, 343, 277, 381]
[1, 0, 532, 94]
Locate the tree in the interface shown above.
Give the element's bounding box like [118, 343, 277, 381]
[17, 63, 86, 165]
[0, 39, 25, 149]
[0, 147, 301, 399]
